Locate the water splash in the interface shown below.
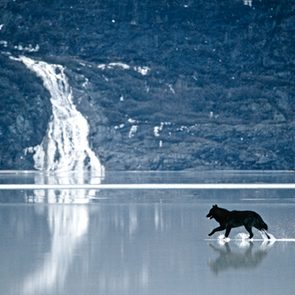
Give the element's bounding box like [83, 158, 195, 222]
[212, 232, 295, 243]
[258, 231, 276, 241]
[19, 56, 104, 176]
[217, 234, 230, 245]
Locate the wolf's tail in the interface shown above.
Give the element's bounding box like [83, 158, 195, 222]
[255, 216, 268, 231]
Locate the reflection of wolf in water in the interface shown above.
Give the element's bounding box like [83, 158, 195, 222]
[206, 205, 270, 239]
[208, 242, 272, 274]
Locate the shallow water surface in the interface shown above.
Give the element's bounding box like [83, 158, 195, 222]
[0, 172, 295, 295]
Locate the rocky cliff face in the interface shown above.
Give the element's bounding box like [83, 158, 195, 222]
[0, 0, 294, 170]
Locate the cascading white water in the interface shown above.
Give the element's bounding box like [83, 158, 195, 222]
[19, 56, 104, 175]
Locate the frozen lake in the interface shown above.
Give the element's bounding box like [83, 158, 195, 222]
[0, 171, 295, 295]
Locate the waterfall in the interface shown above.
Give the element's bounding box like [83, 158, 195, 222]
[19, 56, 104, 176]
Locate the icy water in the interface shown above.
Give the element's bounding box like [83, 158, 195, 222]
[0, 171, 295, 295]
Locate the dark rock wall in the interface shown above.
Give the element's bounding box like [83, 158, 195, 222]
[0, 55, 51, 169]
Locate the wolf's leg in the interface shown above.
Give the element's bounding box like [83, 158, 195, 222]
[262, 229, 271, 239]
[208, 226, 226, 236]
[245, 225, 254, 239]
[224, 226, 232, 238]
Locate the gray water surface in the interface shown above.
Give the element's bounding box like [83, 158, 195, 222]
[0, 171, 295, 295]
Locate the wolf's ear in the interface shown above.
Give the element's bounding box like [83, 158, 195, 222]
[213, 204, 218, 208]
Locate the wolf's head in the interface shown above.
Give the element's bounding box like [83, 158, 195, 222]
[206, 204, 218, 219]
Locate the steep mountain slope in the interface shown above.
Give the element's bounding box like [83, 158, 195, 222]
[0, 0, 294, 170]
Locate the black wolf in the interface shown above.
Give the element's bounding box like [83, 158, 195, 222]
[206, 205, 270, 239]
